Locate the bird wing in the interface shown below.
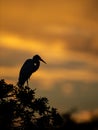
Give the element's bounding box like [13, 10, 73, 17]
[18, 59, 33, 86]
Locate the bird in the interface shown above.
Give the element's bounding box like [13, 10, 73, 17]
[17, 54, 46, 87]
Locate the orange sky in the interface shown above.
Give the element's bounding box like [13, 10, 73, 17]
[0, 0, 98, 116]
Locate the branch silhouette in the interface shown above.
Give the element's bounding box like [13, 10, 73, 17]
[0, 79, 63, 130]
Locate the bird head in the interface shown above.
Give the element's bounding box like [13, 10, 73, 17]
[33, 55, 46, 64]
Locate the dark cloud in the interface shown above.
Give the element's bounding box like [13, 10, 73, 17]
[35, 80, 98, 112]
[0, 46, 33, 67]
[43, 60, 98, 74]
[50, 61, 87, 69]
[64, 31, 98, 56]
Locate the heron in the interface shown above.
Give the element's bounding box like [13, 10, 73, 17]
[17, 54, 46, 87]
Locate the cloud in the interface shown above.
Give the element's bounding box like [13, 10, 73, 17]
[0, 46, 33, 67]
[34, 79, 98, 113]
[1, 0, 98, 58]
[0, 0, 98, 113]
[72, 109, 98, 123]
[66, 32, 98, 56]
[0, 0, 98, 39]
[0, 33, 98, 91]
[72, 111, 93, 122]
[61, 83, 74, 96]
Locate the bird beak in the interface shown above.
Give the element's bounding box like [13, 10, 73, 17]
[40, 58, 47, 64]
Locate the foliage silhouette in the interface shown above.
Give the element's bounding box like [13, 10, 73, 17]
[0, 79, 98, 130]
[0, 79, 63, 130]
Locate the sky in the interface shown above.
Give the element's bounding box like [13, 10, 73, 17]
[0, 0, 98, 119]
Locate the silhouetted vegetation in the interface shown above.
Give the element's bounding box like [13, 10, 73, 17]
[0, 79, 98, 130]
[0, 79, 63, 130]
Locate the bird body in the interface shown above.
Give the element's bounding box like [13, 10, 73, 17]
[18, 55, 46, 87]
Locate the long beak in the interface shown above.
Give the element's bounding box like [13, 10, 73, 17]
[40, 58, 47, 64]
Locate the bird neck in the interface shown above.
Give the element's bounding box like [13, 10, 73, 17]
[33, 60, 40, 71]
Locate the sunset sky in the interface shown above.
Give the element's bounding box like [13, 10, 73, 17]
[0, 0, 98, 118]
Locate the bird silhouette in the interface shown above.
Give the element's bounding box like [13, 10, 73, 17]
[17, 55, 46, 87]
